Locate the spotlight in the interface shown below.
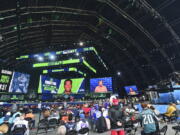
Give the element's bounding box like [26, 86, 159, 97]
[76, 53, 79, 56]
[37, 56, 44, 61]
[49, 54, 56, 60]
[79, 42, 84, 46]
[117, 72, 121, 76]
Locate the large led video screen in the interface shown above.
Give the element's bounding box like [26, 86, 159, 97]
[124, 85, 138, 95]
[0, 70, 13, 92]
[9, 72, 30, 93]
[172, 84, 180, 101]
[38, 75, 85, 94]
[90, 77, 112, 93]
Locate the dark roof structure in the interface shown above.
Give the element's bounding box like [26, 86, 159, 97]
[0, 0, 180, 88]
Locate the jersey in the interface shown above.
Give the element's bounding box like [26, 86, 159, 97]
[139, 109, 157, 133]
[65, 122, 76, 131]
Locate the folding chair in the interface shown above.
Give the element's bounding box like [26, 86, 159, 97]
[11, 124, 27, 135]
[48, 118, 58, 129]
[159, 125, 168, 135]
[36, 119, 48, 135]
[66, 130, 77, 135]
[172, 122, 180, 135]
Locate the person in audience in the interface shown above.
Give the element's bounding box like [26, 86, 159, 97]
[65, 113, 76, 133]
[49, 109, 59, 120]
[0, 112, 13, 125]
[11, 103, 18, 114]
[43, 108, 50, 119]
[150, 106, 160, 117]
[139, 103, 158, 135]
[162, 103, 177, 121]
[109, 98, 124, 135]
[76, 113, 89, 135]
[0, 122, 9, 135]
[11, 115, 29, 135]
[57, 125, 66, 135]
[25, 109, 35, 128]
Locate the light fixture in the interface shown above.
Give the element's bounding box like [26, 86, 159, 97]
[37, 56, 44, 62]
[76, 52, 79, 56]
[117, 71, 121, 76]
[49, 54, 56, 60]
[79, 41, 84, 46]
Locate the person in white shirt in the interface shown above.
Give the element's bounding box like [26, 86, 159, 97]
[11, 115, 29, 135]
[76, 114, 89, 135]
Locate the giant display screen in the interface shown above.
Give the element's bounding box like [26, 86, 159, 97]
[0, 70, 13, 92]
[172, 83, 180, 101]
[90, 77, 112, 93]
[9, 72, 30, 93]
[38, 75, 85, 94]
[124, 85, 138, 95]
[158, 83, 180, 103]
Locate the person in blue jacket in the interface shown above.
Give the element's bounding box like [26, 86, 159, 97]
[139, 103, 158, 135]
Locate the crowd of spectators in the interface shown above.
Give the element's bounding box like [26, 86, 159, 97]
[0, 96, 179, 135]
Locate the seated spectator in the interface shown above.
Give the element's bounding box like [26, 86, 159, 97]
[65, 114, 76, 132]
[25, 110, 35, 128]
[139, 103, 158, 135]
[57, 125, 66, 135]
[76, 114, 89, 135]
[11, 115, 29, 135]
[0, 123, 9, 135]
[0, 112, 13, 125]
[43, 108, 50, 119]
[162, 103, 177, 121]
[49, 109, 59, 120]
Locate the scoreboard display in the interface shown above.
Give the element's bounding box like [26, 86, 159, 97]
[0, 70, 13, 92]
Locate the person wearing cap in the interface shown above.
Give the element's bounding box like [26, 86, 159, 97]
[76, 113, 89, 135]
[109, 98, 125, 135]
[139, 103, 158, 135]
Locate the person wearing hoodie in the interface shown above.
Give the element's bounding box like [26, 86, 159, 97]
[109, 98, 125, 135]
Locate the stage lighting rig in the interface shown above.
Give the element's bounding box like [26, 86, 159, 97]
[134, 0, 180, 44]
[169, 72, 180, 84]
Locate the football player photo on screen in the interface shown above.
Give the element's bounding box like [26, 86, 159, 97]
[64, 79, 73, 94]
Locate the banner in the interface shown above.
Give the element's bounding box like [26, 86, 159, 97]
[9, 72, 30, 93]
[0, 69, 13, 92]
